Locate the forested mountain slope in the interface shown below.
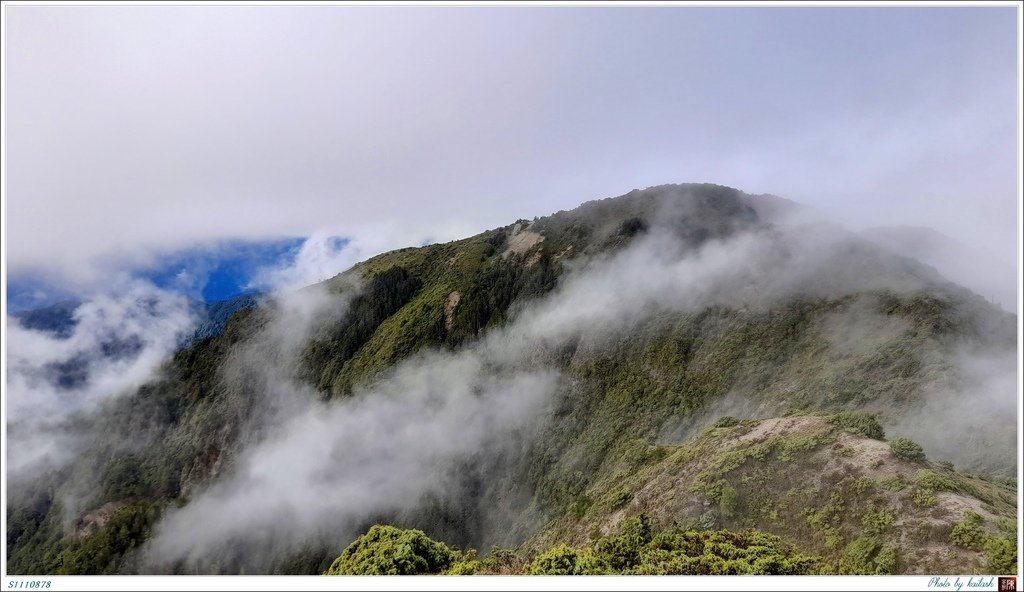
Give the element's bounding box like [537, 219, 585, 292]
[6, 184, 1017, 575]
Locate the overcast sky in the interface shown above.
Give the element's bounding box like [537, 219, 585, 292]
[4, 6, 1019, 285]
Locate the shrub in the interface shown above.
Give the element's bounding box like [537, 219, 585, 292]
[996, 518, 1017, 536]
[594, 515, 653, 570]
[984, 536, 1017, 574]
[889, 438, 925, 462]
[54, 502, 160, 575]
[874, 544, 898, 575]
[617, 217, 648, 237]
[916, 469, 952, 491]
[830, 412, 885, 440]
[719, 484, 739, 519]
[444, 560, 481, 575]
[338, 523, 822, 576]
[712, 416, 742, 428]
[607, 488, 633, 509]
[630, 529, 818, 575]
[618, 514, 654, 544]
[527, 545, 607, 575]
[875, 475, 905, 492]
[325, 525, 460, 575]
[568, 495, 592, 519]
[950, 511, 986, 550]
[842, 535, 881, 574]
[912, 488, 938, 508]
[477, 548, 528, 575]
[834, 446, 855, 457]
[862, 507, 896, 536]
[842, 536, 903, 575]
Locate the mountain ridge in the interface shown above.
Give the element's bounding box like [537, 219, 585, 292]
[6, 183, 1017, 576]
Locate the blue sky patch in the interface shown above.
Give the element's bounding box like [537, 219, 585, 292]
[7, 236, 350, 312]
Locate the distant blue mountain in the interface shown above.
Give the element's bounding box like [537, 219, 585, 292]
[10, 293, 261, 346]
[6, 279, 80, 313]
[9, 300, 81, 338]
[10, 293, 262, 391]
[7, 235, 353, 396]
[7, 236, 314, 313]
[7, 235, 307, 344]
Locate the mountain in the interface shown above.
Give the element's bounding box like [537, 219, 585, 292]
[10, 293, 260, 345]
[862, 226, 1016, 312]
[5, 183, 1017, 576]
[7, 294, 260, 392]
[9, 300, 81, 339]
[325, 412, 1017, 575]
[185, 293, 261, 344]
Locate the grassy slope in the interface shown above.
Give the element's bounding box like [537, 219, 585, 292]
[323, 414, 1016, 576]
[524, 413, 1016, 575]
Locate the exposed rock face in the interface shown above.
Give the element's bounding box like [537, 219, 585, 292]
[77, 500, 130, 538]
[503, 222, 545, 258]
[444, 290, 461, 331]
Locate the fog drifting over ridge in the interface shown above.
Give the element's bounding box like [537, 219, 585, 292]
[138, 201, 1017, 572]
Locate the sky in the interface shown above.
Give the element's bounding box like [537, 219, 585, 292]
[3, 6, 1020, 303]
[135, 237, 308, 302]
[6, 237, 309, 310]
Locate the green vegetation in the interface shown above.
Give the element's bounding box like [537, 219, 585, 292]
[912, 488, 938, 508]
[526, 411, 1016, 576]
[829, 412, 885, 440]
[842, 536, 885, 574]
[8, 501, 161, 575]
[984, 536, 1017, 574]
[837, 507, 898, 574]
[916, 469, 953, 491]
[527, 545, 607, 575]
[302, 266, 425, 394]
[712, 416, 742, 428]
[55, 503, 160, 575]
[325, 525, 461, 575]
[328, 518, 820, 576]
[6, 184, 1018, 576]
[719, 484, 739, 519]
[539, 516, 820, 575]
[861, 507, 896, 536]
[950, 511, 986, 550]
[889, 438, 926, 462]
[834, 446, 855, 457]
[872, 475, 906, 492]
[946, 511, 1019, 574]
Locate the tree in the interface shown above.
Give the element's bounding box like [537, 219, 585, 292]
[325, 525, 459, 575]
[889, 438, 925, 462]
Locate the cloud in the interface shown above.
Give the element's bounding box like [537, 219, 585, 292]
[861, 226, 1017, 311]
[5, 168, 1014, 573]
[141, 206, 1016, 572]
[144, 352, 558, 571]
[4, 7, 1016, 282]
[887, 344, 1018, 477]
[246, 225, 440, 295]
[246, 233, 353, 294]
[142, 269, 562, 570]
[5, 279, 197, 482]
